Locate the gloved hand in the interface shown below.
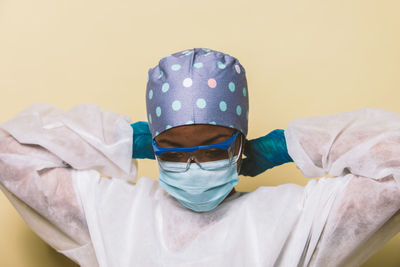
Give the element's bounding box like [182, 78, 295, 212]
[130, 121, 155, 159]
[239, 129, 293, 177]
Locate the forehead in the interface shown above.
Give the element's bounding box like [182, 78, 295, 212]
[155, 124, 235, 145]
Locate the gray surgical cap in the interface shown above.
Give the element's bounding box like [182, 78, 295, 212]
[145, 48, 249, 138]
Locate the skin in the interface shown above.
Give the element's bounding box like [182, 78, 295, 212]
[154, 124, 245, 199]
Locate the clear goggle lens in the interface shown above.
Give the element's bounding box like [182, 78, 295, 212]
[156, 137, 242, 172]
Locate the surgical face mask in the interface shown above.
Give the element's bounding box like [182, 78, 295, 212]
[158, 156, 240, 212]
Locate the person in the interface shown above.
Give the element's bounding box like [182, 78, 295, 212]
[138, 48, 292, 213]
[1, 48, 400, 266]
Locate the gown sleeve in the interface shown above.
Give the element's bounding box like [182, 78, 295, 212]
[0, 103, 138, 266]
[284, 108, 400, 266]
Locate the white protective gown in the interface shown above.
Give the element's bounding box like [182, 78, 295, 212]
[1, 102, 400, 267]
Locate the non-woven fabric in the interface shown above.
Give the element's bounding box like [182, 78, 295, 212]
[1, 103, 400, 267]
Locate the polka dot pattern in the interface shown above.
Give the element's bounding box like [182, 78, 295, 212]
[235, 64, 241, 74]
[193, 62, 203, 68]
[217, 61, 226, 69]
[172, 100, 181, 111]
[146, 48, 249, 138]
[219, 101, 227, 111]
[171, 64, 181, 71]
[229, 82, 235, 92]
[183, 78, 193, 87]
[156, 106, 162, 117]
[183, 50, 193, 56]
[162, 83, 169, 93]
[208, 78, 217, 88]
[196, 98, 206, 109]
[236, 105, 242, 116]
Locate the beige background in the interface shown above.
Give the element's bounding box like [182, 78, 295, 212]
[1, 0, 400, 266]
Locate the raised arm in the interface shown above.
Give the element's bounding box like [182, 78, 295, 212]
[0, 103, 138, 266]
[285, 107, 400, 181]
[284, 108, 400, 266]
[0, 132, 97, 265]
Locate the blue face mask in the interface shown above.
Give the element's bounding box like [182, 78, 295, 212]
[158, 156, 240, 212]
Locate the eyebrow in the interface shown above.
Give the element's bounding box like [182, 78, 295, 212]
[157, 134, 232, 147]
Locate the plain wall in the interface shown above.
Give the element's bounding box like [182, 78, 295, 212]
[1, 0, 400, 266]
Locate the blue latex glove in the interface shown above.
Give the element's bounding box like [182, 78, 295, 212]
[130, 121, 155, 159]
[239, 129, 293, 177]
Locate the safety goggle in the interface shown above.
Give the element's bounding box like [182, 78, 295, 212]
[152, 131, 242, 172]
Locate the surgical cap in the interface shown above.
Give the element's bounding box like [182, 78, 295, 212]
[145, 48, 249, 138]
